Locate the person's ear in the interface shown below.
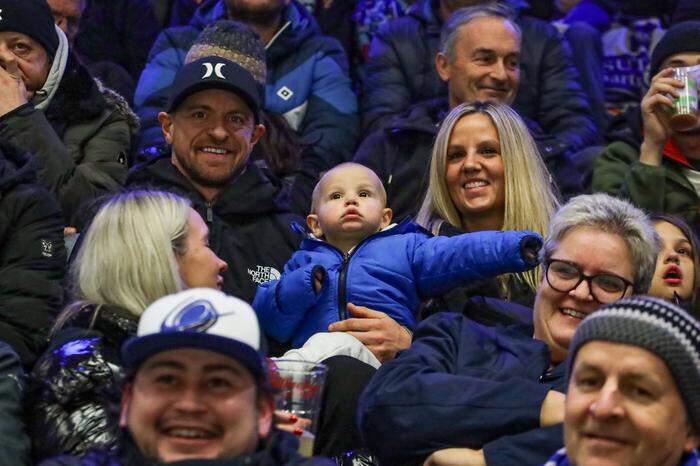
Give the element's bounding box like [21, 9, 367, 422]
[683, 426, 700, 453]
[381, 208, 393, 228]
[435, 52, 451, 83]
[250, 124, 266, 146]
[119, 383, 133, 428]
[158, 112, 175, 144]
[257, 393, 275, 438]
[307, 214, 323, 238]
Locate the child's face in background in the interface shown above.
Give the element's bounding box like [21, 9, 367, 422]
[307, 165, 392, 253]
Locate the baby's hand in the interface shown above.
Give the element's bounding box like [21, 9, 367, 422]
[312, 265, 326, 293]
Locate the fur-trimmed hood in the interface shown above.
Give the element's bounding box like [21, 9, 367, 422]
[44, 52, 139, 136]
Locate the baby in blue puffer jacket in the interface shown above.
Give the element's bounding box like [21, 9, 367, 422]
[253, 163, 541, 365]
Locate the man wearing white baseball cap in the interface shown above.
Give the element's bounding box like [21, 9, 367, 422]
[40, 288, 333, 466]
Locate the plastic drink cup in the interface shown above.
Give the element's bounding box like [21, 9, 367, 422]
[269, 359, 327, 457]
[671, 66, 699, 131]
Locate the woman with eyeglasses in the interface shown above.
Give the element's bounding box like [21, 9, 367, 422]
[358, 193, 660, 466]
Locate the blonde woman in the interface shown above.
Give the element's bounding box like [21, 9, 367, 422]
[27, 189, 227, 462]
[417, 102, 560, 309]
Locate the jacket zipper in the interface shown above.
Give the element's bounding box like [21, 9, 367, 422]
[337, 251, 350, 320]
[334, 232, 379, 320]
[310, 222, 405, 321]
[205, 202, 213, 223]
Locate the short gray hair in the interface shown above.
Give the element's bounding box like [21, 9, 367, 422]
[439, 2, 520, 62]
[541, 194, 660, 293]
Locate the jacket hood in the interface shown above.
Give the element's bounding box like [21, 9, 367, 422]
[266, 1, 320, 63]
[190, 0, 319, 57]
[0, 140, 39, 193]
[44, 51, 139, 135]
[45, 52, 105, 127]
[127, 155, 290, 216]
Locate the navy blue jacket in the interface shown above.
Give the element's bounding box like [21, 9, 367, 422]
[134, 0, 358, 167]
[361, 0, 598, 154]
[253, 220, 540, 348]
[358, 311, 566, 466]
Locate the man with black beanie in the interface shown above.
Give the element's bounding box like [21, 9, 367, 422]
[0, 0, 138, 228]
[593, 21, 700, 237]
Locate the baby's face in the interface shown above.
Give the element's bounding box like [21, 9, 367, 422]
[308, 165, 392, 250]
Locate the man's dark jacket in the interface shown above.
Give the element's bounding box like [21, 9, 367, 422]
[361, 0, 598, 155]
[126, 156, 301, 304]
[0, 141, 66, 367]
[358, 311, 565, 466]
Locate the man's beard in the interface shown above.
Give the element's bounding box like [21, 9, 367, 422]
[225, 0, 286, 28]
[175, 152, 243, 189]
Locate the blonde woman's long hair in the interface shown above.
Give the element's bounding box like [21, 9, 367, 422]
[416, 102, 560, 292]
[55, 190, 192, 332]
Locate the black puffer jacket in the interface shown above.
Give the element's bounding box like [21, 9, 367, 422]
[361, 0, 598, 154]
[27, 304, 137, 463]
[39, 430, 335, 466]
[0, 140, 66, 367]
[126, 156, 302, 304]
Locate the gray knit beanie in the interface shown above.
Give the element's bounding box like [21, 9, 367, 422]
[185, 20, 267, 88]
[567, 296, 700, 433]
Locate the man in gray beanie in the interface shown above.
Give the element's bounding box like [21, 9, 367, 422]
[545, 295, 700, 466]
[592, 21, 700, 235]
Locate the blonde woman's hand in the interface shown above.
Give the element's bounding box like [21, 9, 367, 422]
[274, 410, 311, 436]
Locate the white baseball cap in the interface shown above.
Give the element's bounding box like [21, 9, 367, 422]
[122, 288, 266, 382]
